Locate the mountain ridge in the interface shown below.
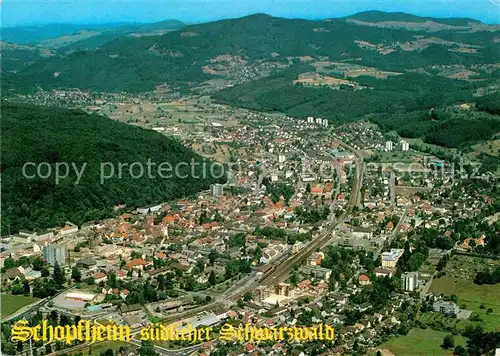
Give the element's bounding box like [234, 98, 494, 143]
[343, 10, 481, 25]
[1, 20, 186, 49]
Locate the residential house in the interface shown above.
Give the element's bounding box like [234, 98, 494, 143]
[359, 274, 371, 286]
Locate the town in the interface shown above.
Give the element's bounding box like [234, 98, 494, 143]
[1, 90, 499, 356]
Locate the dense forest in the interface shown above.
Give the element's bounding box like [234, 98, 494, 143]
[370, 106, 500, 148]
[1, 104, 224, 235]
[213, 67, 474, 120]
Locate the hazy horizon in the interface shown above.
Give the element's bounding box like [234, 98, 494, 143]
[2, 0, 499, 27]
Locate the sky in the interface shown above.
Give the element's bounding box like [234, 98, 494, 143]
[1, 0, 499, 27]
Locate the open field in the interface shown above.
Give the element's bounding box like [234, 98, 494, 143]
[469, 139, 500, 158]
[375, 328, 466, 356]
[94, 96, 241, 128]
[441, 254, 500, 283]
[405, 138, 462, 160]
[293, 72, 355, 87]
[1, 294, 39, 317]
[430, 275, 500, 306]
[191, 142, 248, 163]
[458, 300, 500, 332]
[429, 255, 500, 331]
[374, 151, 420, 163]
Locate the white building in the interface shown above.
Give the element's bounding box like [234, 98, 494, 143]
[43, 244, 66, 266]
[211, 183, 224, 197]
[401, 271, 419, 291]
[65, 291, 97, 302]
[12, 234, 32, 244]
[315, 117, 323, 124]
[0, 238, 12, 251]
[322, 119, 329, 127]
[307, 117, 314, 124]
[401, 140, 409, 151]
[137, 204, 163, 214]
[433, 300, 459, 316]
[278, 155, 286, 163]
[385, 141, 393, 151]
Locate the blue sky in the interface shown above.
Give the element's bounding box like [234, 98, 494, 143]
[2, 0, 499, 27]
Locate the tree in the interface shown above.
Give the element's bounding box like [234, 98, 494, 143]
[453, 345, 467, 356]
[254, 246, 262, 262]
[108, 272, 117, 288]
[208, 250, 218, 265]
[3, 256, 16, 269]
[17, 341, 23, 353]
[442, 334, 455, 349]
[53, 262, 65, 286]
[208, 271, 217, 286]
[23, 280, 31, 296]
[31, 257, 45, 271]
[11, 281, 25, 295]
[139, 340, 157, 356]
[71, 267, 82, 282]
[102, 349, 114, 356]
[328, 274, 337, 292]
[290, 270, 298, 286]
[85, 277, 95, 285]
[184, 276, 196, 291]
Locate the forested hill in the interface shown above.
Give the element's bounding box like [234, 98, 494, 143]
[344, 10, 480, 25]
[3, 12, 499, 93]
[0, 104, 224, 235]
[1, 20, 185, 48]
